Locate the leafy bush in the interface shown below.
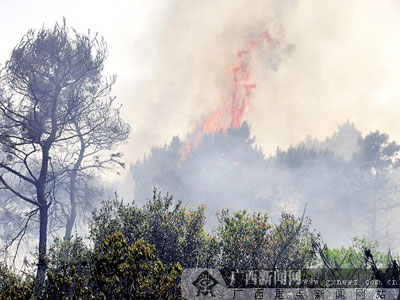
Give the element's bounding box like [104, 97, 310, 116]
[315, 236, 394, 269]
[3, 190, 387, 299]
[90, 190, 211, 267]
[45, 237, 92, 299]
[44, 233, 182, 299]
[0, 263, 33, 300]
[214, 210, 317, 270]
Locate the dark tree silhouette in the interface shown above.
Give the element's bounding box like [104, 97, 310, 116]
[60, 86, 130, 240]
[0, 20, 130, 287]
[131, 122, 269, 225]
[352, 131, 400, 241]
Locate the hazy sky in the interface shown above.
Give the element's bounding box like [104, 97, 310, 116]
[2, 0, 400, 177]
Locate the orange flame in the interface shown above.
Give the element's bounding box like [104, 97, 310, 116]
[180, 32, 273, 160]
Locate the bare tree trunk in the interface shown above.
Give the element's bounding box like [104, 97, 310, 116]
[35, 142, 52, 290]
[64, 172, 77, 240]
[64, 119, 85, 240]
[36, 204, 48, 284]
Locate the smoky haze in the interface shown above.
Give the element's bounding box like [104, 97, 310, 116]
[123, 0, 400, 249]
[130, 122, 400, 249]
[2, 0, 400, 166]
[126, 0, 400, 165]
[1, 0, 400, 261]
[128, 0, 295, 159]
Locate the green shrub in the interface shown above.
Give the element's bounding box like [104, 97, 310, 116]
[0, 263, 33, 300]
[44, 232, 182, 299]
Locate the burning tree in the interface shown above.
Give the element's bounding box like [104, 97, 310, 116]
[132, 33, 283, 223]
[0, 20, 130, 287]
[180, 36, 261, 160]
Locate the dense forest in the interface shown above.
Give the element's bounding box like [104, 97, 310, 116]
[1, 20, 400, 300]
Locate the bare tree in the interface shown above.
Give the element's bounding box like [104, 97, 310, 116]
[61, 95, 130, 240]
[0, 20, 129, 287]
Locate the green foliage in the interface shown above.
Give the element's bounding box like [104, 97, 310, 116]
[316, 237, 393, 269]
[91, 232, 182, 299]
[90, 190, 318, 273]
[268, 213, 318, 269]
[45, 237, 92, 299]
[90, 189, 211, 267]
[215, 210, 271, 270]
[43, 232, 182, 299]
[215, 210, 317, 270]
[0, 263, 33, 300]
[2, 189, 392, 299]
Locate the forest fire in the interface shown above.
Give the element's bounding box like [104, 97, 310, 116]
[3, 2, 400, 298]
[180, 32, 273, 160]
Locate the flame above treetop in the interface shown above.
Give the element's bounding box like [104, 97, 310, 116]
[181, 31, 274, 160]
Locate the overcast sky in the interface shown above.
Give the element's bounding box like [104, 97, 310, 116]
[2, 0, 400, 179]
